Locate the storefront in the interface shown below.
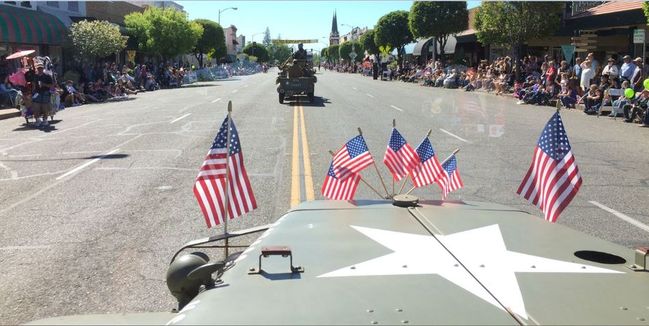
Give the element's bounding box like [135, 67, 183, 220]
[0, 5, 68, 74]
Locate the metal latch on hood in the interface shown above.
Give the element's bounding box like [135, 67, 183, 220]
[248, 246, 305, 275]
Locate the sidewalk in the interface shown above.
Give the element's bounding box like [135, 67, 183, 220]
[0, 107, 20, 120]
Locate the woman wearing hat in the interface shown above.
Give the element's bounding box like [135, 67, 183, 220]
[602, 57, 619, 86]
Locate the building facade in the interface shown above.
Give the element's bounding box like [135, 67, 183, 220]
[340, 26, 368, 44]
[224, 25, 239, 61]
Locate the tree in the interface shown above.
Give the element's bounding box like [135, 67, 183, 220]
[125, 7, 203, 60]
[263, 27, 272, 47]
[475, 2, 562, 77]
[360, 29, 378, 55]
[339, 41, 364, 63]
[374, 11, 413, 67]
[243, 42, 269, 62]
[320, 47, 329, 62]
[328, 44, 340, 62]
[268, 44, 292, 64]
[192, 19, 226, 68]
[409, 1, 468, 56]
[69, 20, 127, 62]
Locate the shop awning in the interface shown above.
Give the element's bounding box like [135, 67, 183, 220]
[0, 6, 68, 45]
[412, 37, 434, 56]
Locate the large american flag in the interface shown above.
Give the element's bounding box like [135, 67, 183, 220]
[193, 116, 257, 228]
[383, 128, 420, 181]
[517, 112, 582, 223]
[439, 154, 463, 199]
[332, 135, 374, 180]
[410, 137, 446, 188]
[322, 162, 361, 200]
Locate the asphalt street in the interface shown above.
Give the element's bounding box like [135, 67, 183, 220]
[0, 69, 648, 324]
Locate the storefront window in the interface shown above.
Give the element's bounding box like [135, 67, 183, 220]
[46, 1, 58, 8]
[67, 1, 78, 12]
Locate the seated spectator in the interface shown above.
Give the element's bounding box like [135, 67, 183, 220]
[443, 69, 458, 88]
[623, 89, 648, 123]
[63, 80, 86, 106]
[0, 75, 20, 107]
[557, 81, 578, 109]
[608, 80, 629, 117]
[584, 84, 603, 115]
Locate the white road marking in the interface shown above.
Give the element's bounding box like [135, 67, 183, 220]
[211, 98, 222, 103]
[170, 113, 191, 124]
[231, 89, 238, 93]
[56, 148, 121, 180]
[390, 105, 403, 112]
[440, 128, 471, 143]
[157, 185, 173, 190]
[589, 201, 649, 233]
[366, 93, 374, 98]
[353, 87, 358, 90]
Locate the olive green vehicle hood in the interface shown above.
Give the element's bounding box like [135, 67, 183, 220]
[29, 200, 649, 325]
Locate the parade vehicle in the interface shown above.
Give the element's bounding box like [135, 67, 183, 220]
[276, 53, 317, 104]
[29, 195, 649, 325]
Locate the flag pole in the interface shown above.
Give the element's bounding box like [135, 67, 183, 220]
[405, 148, 460, 195]
[330, 150, 384, 199]
[359, 127, 390, 198]
[391, 119, 396, 197]
[223, 101, 233, 259]
[398, 129, 431, 195]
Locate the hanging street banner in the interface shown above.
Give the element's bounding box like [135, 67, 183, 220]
[560, 45, 575, 63]
[272, 39, 319, 45]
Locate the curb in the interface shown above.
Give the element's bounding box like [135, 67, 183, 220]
[0, 109, 20, 121]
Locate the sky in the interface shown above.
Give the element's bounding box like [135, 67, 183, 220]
[180, 1, 480, 52]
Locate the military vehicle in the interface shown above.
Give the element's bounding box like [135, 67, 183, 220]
[29, 195, 649, 325]
[276, 53, 317, 104]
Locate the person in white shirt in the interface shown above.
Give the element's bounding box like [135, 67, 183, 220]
[601, 57, 619, 80]
[580, 60, 595, 92]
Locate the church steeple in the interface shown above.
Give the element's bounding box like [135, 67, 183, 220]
[329, 10, 339, 46]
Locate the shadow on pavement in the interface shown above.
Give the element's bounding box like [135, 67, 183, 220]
[287, 96, 330, 108]
[180, 84, 220, 88]
[12, 119, 61, 132]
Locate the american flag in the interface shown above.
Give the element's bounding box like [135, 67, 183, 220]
[322, 162, 361, 200]
[439, 155, 463, 199]
[517, 112, 582, 223]
[332, 135, 374, 180]
[383, 128, 420, 181]
[410, 137, 446, 188]
[193, 116, 257, 228]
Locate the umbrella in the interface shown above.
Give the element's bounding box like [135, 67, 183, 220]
[6, 49, 35, 60]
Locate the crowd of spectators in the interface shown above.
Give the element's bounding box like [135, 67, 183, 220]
[327, 52, 649, 126]
[0, 55, 263, 124]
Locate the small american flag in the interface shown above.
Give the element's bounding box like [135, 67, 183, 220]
[383, 128, 420, 181]
[193, 116, 257, 228]
[332, 135, 374, 180]
[410, 137, 446, 188]
[517, 112, 582, 223]
[322, 162, 361, 200]
[439, 155, 463, 199]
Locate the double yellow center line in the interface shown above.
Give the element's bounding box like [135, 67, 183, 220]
[290, 105, 315, 208]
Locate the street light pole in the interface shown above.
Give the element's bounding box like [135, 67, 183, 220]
[218, 7, 238, 25]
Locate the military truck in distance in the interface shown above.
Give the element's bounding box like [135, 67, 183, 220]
[276, 54, 317, 104]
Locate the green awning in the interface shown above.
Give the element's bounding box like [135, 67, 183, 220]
[0, 6, 67, 45]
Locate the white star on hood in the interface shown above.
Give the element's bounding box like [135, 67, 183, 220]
[318, 224, 622, 319]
